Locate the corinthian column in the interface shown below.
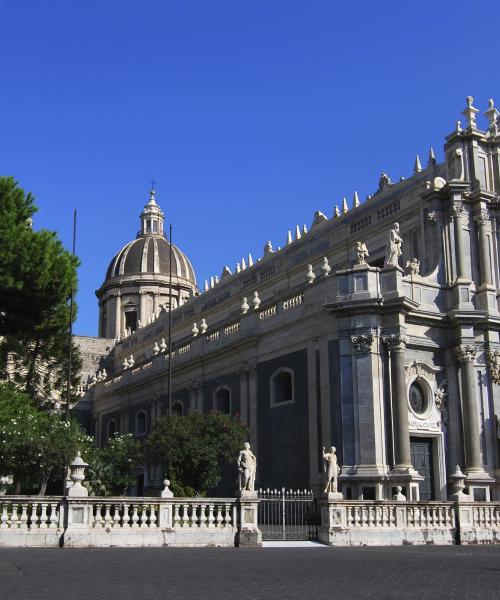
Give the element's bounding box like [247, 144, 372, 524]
[383, 334, 412, 470]
[454, 344, 483, 473]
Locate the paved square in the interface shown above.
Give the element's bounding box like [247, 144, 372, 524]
[2, 545, 500, 600]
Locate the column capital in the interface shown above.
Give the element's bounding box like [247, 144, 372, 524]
[188, 379, 201, 391]
[351, 334, 374, 354]
[454, 344, 478, 363]
[383, 334, 409, 352]
[473, 210, 491, 226]
[450, 201, 465, 219]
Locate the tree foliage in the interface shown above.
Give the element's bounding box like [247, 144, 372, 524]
[144, 411, 249, 496]
[0, 177, 81, 406]
[85, 434, 142, 497]
[0, 382, 93, 494]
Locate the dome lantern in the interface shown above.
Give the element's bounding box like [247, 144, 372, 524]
[139, 189, 164, 236]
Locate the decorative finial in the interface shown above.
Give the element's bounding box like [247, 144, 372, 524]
[248, 254, 254, 267]
[302, 224, 308, 234]
[414, 154, 422, 174]
[204, 280, 209, 292]
[462, 96, 479, 129]
[353, 191, 360, 208]
[199, 318, 207, 334]
[241, 257, 247, 270]
[241, 297, 249, 314]
[295, 225, 301, 240]
[342, 197, 348, 214]
[287, 230, 293, 245]
[334, 205, 340, 217]
[428, 147, 436, 167]
[455, 120, 463, 133]
[221, 265, 232, 279]
[485, 98, 499, 136]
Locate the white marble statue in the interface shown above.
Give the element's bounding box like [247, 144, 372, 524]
[384, 222, 403, 267]
[322, 446, 341, 494]
[237, 442, 257, 492]
[356, 241, 369, 265]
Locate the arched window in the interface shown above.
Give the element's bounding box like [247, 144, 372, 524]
[106, 419, 117, 440]
[270, 368, 294, 406]
[409, 380, 428, 415]
[214, 387, 231, 414]
[124, 305, 138, 333]
[135, 411, 147, 435]
[171, 401, 183, 416]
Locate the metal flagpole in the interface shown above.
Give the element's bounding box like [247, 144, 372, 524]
[168, 222, 173, 412]
[66, 208, 77, 422]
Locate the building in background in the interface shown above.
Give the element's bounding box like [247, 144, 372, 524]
[76, 97, 500, 501]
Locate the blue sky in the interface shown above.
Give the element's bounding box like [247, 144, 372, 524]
[1, 1, 497, 336]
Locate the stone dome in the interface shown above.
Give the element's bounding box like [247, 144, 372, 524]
[105, 236, 196, 285]
[96, 190, 198, 340]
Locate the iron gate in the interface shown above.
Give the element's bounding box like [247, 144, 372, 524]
[258, 488, 319, 541]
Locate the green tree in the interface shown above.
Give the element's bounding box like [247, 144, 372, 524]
[144, 411, 249, 496]
[0, 177, 81, 406]
[0, 382, 93, 494]
[85, 434, 142, 497]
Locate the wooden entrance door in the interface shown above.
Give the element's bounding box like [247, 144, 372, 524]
[410, 437, 434, 500]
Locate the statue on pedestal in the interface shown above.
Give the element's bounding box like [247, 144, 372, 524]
[356, 241, 369, 265]
[237, 442, 257, 492]
[322, 446, 341, 494]
[384, 222, 403, 267]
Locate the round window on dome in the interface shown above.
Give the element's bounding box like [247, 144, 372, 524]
[409, 381, 427, 415]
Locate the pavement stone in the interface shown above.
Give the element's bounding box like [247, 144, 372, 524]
[2, 545, 500, 600]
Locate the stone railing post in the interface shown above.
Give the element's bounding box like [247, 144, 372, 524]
[158, 479, 174, 528]
[318, 499, 348, 546]
[236, 492, 261, 547]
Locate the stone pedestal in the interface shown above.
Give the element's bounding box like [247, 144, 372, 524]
[236, 492, 262, 547]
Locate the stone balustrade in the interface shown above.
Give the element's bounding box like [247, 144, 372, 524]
[0, 495, 256, 548]
[318, 500, 481, 546]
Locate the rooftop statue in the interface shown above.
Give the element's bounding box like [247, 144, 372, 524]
[384, 222, 403, 268]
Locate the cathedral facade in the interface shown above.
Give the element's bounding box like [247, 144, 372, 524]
[77, 97, 500, 501]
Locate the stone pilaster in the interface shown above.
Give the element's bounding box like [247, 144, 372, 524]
[450, 202, 467, 281]
[383, 334, 412, 471]
[247, 365, 258, 449]
[474, 211, 493, 287]
[114, 292, 121, 340]
[454, 344, 483, 474]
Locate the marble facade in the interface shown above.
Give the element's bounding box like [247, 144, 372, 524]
[76, 97, 500, 502]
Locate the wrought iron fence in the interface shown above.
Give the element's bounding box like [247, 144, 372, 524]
[258, 488, 319, 541]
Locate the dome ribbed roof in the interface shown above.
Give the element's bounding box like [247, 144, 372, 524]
[105, 236, 196, 284]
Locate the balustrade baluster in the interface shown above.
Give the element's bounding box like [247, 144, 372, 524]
[0, 503, 8, 528]
[28, 503, 38, 529]
[103, 504, 112, 528]
[388, 506, 395, 527]
[199, 504, 207, 528]
[121, 504, 130, 528]
[149, 504, 157, 528]
[112, 504, 121, 528]
[173, 504, 181, 527]
[224, 503, 231, 528]
[131, 505, 140, 528]
[19, 503, 28, 528]
[208, 504, 215, 528]
[39, 503, 48, 529]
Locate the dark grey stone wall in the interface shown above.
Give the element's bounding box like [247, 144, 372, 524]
[202, 373, 241, 416]
[257, 349, 309, 489]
